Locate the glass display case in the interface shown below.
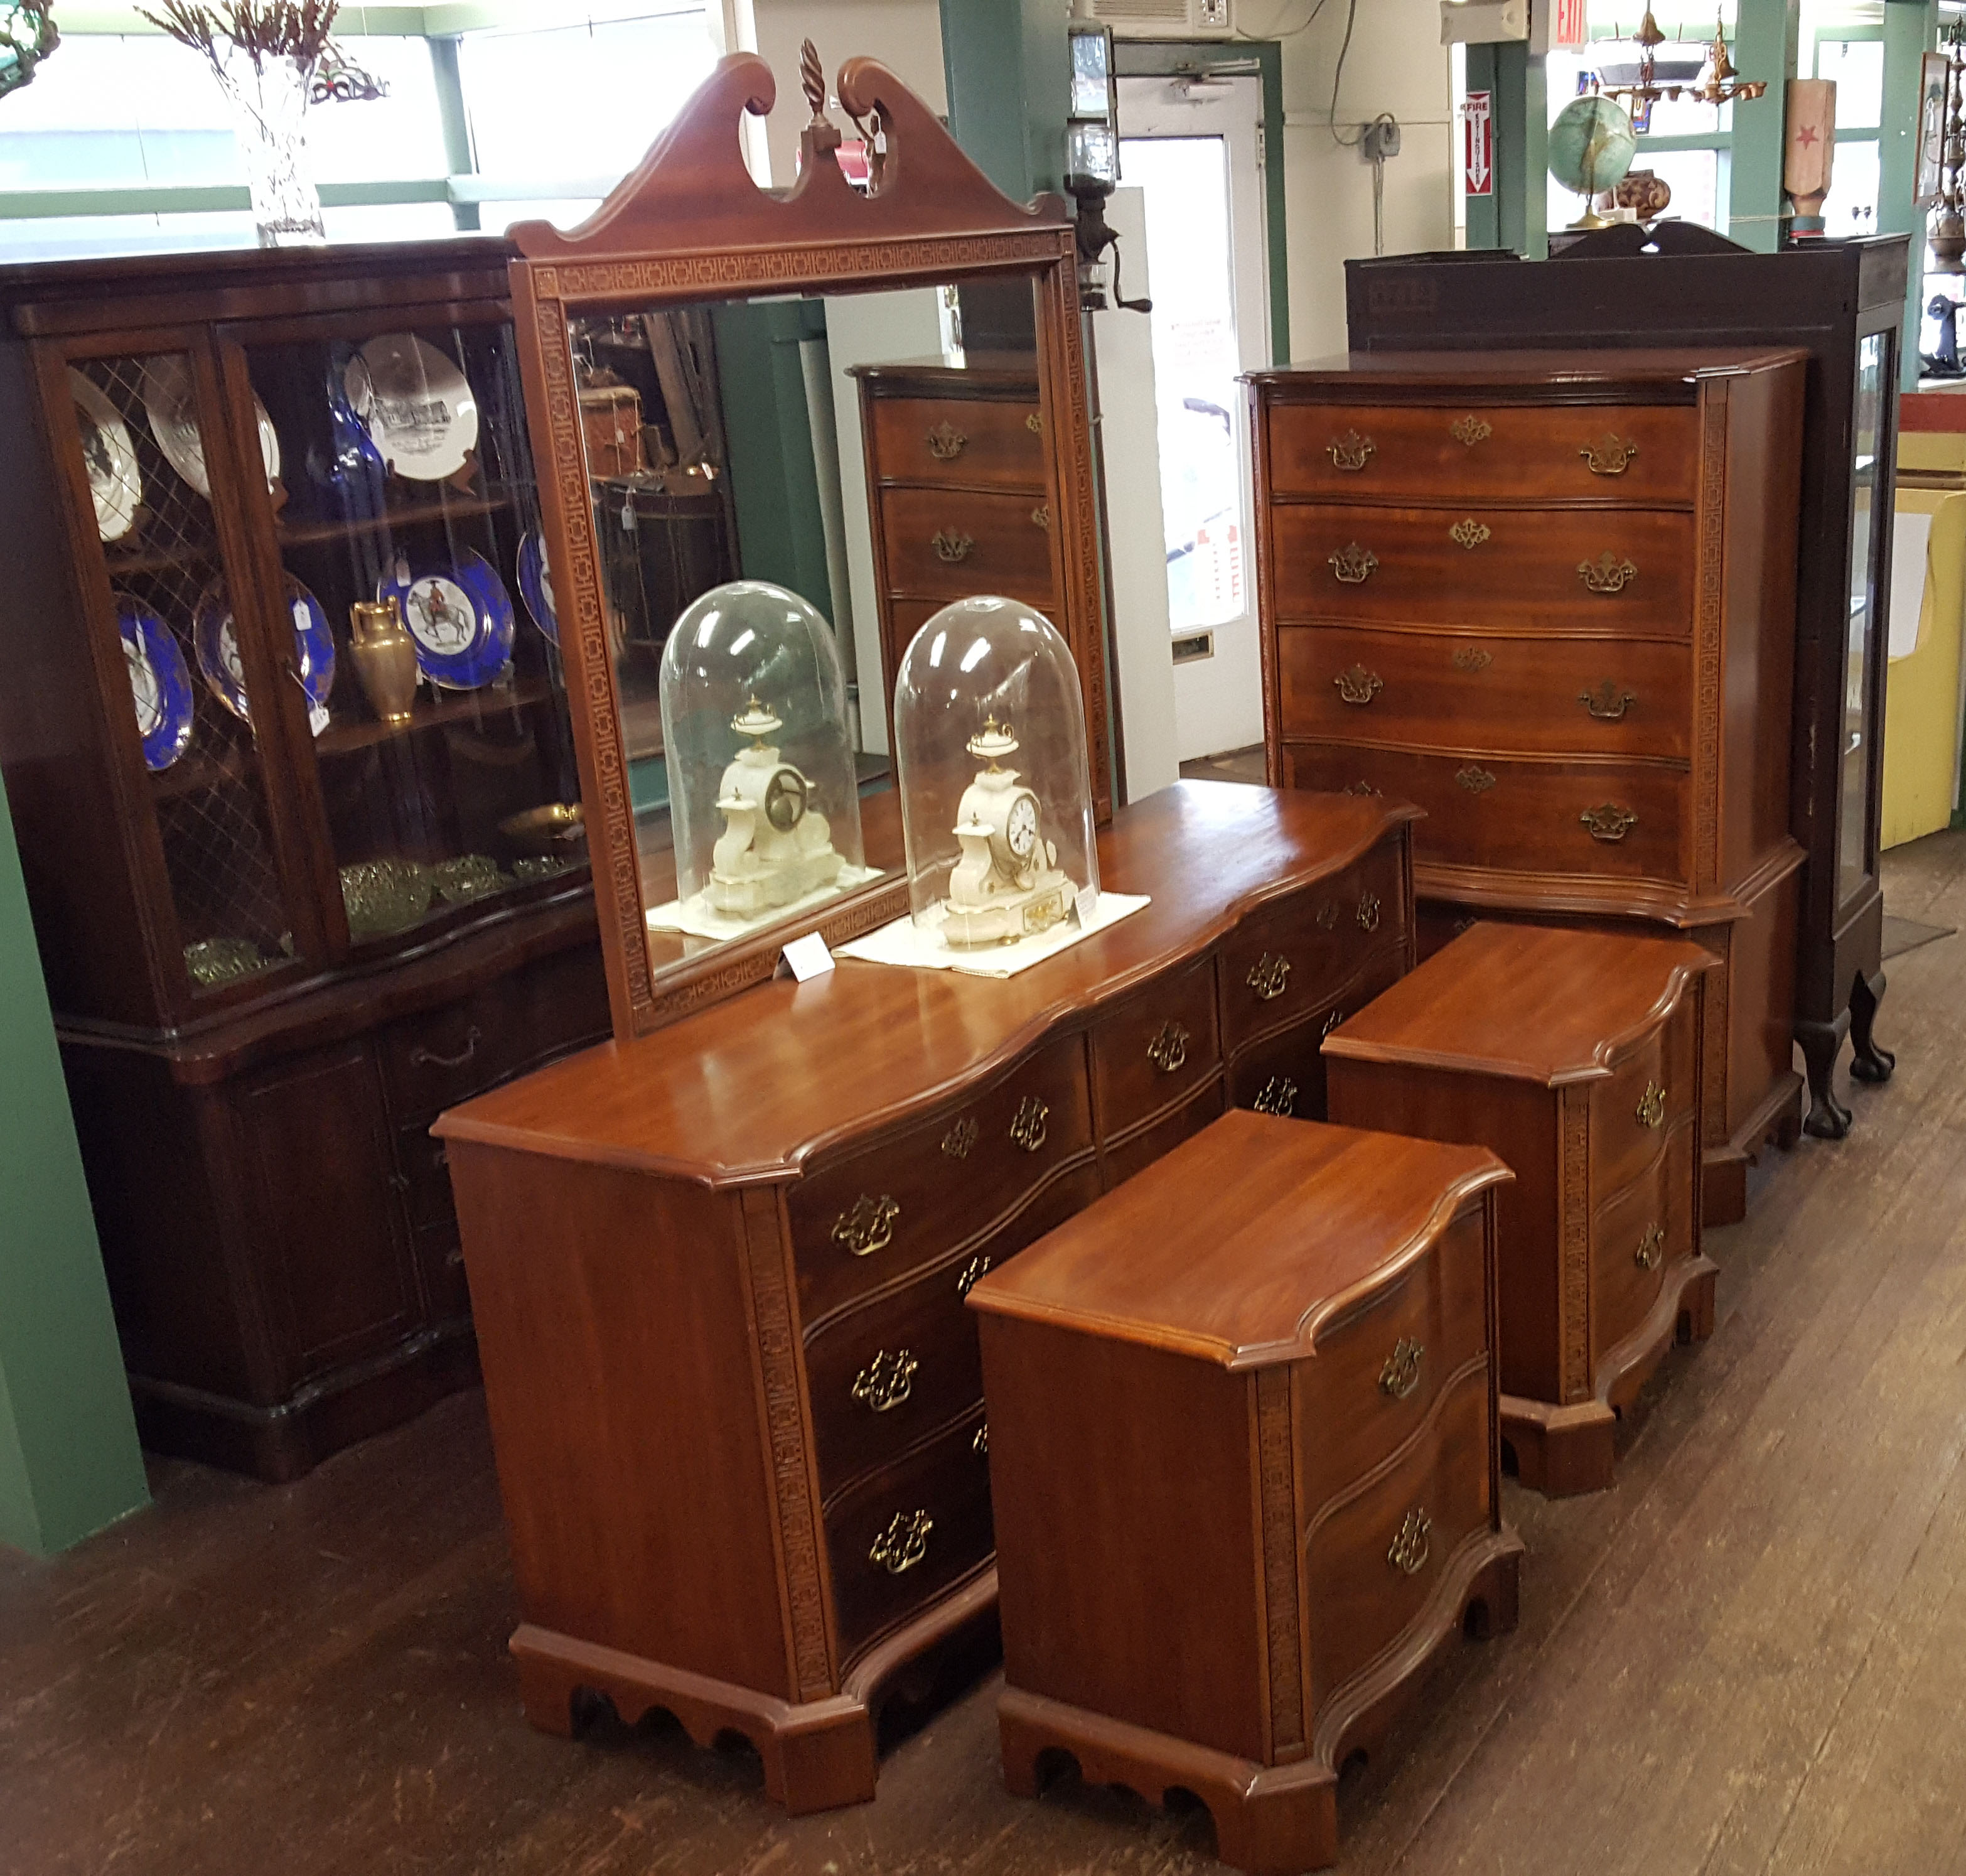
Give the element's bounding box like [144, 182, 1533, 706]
[655, 579, 870, 937]
[891, 595, 1098, 949]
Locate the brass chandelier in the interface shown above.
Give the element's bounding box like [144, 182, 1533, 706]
[1594, 8, 1768, 118]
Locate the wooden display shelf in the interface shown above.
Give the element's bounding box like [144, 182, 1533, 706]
[314, 674, 556, 757]
[276, 487, 517, 549]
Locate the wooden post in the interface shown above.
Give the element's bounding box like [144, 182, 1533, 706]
[0, 772, 148, 1556]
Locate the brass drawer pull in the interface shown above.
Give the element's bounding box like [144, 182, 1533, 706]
[1456, 765, 1497, 794]
[1321, 1006, 1346, 1038]
[1316, 900, 1339, 932]
[851, 1347, 918, 1413]
[1335, 664, 1382, 706]
[941, 1116, 978, 1160]
[832, 1194, 899, 1257]
[869, 1509, 932, 1575]
[972, 1422, 989, 1457]
[1635, 1222, 1666, 1271]
[1449, 517, 1491, 549]
[1636, 1081, 1667, 1129]
[1025, 411, 1043, 434]
[1009, 1094, 1048, 1153]
[1581, 803, 1638, 843]
[1252, 1075, 1297, 1117]
[1581, 679, 1636, 721]
[931, 528, 973, 563]
[1329, 542, 1378, 584]
[1389, 1506, 1432, 1575]
[1578, 551, 1638, 594]
[1031, 504, 1050, 529]
[1452, 645, 1493, 673]
[1581, 433, 1638, 475]
[1329, 429, 1375, 471]
[925, 421, 967, 460]
[1247, 954, 1291, 1001]
[956, 1253, 991, 1299]
[1357, 892, 1382, 932]
[1378, 1336, 1424, 1400]
[1147, 1020, 1191, 1072]
[409, 1026, 481, 1071]
[1449, 414, 1492, 446]
[1341, 779, 1382, 797]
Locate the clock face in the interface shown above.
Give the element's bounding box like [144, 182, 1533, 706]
[763, 767, 807, 833]
[1006, 790, 1039, 862]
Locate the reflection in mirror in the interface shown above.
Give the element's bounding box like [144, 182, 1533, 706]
[561, 274, 1051, 960]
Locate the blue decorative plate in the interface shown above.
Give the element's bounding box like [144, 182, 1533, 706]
[516, 529, 557, 647]
[115, 593, 194, 772]
[379, 547, 515, 691]
[194, 574, 336, 735]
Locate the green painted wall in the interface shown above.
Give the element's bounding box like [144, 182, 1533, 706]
[0, 772, 148, 1557]
[1726, 0, 1800, 252]
[939, 0, 1070, 202]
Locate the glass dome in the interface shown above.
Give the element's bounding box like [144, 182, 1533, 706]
[892, 595, 1099, 948]
[655, 580, 866, 936]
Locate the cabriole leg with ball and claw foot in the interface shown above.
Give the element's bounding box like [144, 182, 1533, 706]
[1848, 968, 1894, 1085]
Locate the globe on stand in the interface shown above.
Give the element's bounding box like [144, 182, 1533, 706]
[1549, 95, 1639, 229]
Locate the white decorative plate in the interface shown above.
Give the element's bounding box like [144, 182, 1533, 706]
[140, 355, 281, 499]
[345, 334, 480, 482]
[68, 369, 141, 542]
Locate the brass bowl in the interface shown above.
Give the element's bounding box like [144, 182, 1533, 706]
[499, 801, 586, 856]
[340, 859, 436, 941]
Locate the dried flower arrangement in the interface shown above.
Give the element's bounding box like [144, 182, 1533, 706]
[136, 0, 339, 72]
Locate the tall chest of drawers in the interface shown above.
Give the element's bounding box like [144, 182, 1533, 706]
[849, 362, 1059, 699]
[433, 782, 1414, 1814]
[1250, 350, 1808, 1224]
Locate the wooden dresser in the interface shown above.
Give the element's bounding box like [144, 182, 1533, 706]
[433, 782, 1415, 1813]
[1249, 350, 1807, 1225]
[1326, 922, 1721, 1496]
[850, 362, 1058, 693]
[974, 1111, 1520, 1876]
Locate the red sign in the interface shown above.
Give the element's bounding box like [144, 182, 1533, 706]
[1463, 89, 1493, 197]
[1552, 0, 1588, 48]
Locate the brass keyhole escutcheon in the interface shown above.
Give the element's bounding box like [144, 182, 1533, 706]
[1456, 765, 1498, 795]
[1357, 892, 1382, 932]
[1578, 551, 1638, 594]
[925, 421, 967, 460]
[1581, 804, 1638, 843]
[1316, 900, 1339, 932]
[1147, 1020, 1191, 1073]
[931, 528, 974, 563]
[1025, 411, 1043, 434]
[1581, 679, 1637, 721]
[1451, 645, 1493, 673]
[942, 1116, 979, 1160]
[1636, 1081, 1667, 1129]
[1252, 1076, 1297, 1117]
[851, 1347, 918, 1413]
[1379, 1337, 1424, 1400]
[1329, 542, 1378, 584]
[1009, 1094, 1049, 1153]
[1389, 1506, 1432, 1575]
[869, 1509, 933, 1575]
[1328, 429, 1375, 472]
[1449, 414, 1492, 447]
[1341, 779, 1382, 797]
[1248, 954, 1292, 1001]
[955, 1254, 992, 1300]
[1635, 1223, 1666, 1271]
[832, 1193, 899, 1257]
[1031, 504, 1051, 530]
[1449, 517, 1491, 549]
[1335, 664, 1383, 706]
[1581, 433, 1638, 475]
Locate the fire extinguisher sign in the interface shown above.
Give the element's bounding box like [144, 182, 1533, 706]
[1464, 90, 1493, 197]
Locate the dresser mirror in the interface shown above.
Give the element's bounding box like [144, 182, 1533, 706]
[509, 46, 1104, 1039]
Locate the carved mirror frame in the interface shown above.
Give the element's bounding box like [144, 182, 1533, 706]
[508, 48, 1106, 1042]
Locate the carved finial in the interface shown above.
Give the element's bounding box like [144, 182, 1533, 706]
[800, 39, 826, 122]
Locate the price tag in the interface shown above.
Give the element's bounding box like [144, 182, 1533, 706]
[780, 931, 835, 982]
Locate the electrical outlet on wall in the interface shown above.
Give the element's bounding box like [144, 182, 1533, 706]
[1362, 117, 1401, 162]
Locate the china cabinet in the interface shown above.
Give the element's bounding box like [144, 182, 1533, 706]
[0, 241, 606, 1479]
[1345, 232, 1909, 1141]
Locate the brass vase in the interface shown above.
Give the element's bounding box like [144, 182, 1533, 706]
[348, 598, 418, 726]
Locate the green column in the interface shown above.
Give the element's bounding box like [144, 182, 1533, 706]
[1883, 1, 1938, 391]
[1495, 41, 1548, 259]
[1464, 43, 1503, 251]
[1727, 0, 1800, 252]
[0, 773, 147, 1556]
[938, 0, 1068, 200]
[428, 36, 481, 234]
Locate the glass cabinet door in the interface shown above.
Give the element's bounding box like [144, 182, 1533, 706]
[1838, 329, 1889, 914]
[72, 348, 308, 1000]
[230, 317, 586, 956]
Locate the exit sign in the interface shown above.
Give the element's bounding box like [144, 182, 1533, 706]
[1553, 0, 1588, 48]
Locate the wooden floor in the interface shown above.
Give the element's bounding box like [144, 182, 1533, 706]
[9, 830, 1966, 1876]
